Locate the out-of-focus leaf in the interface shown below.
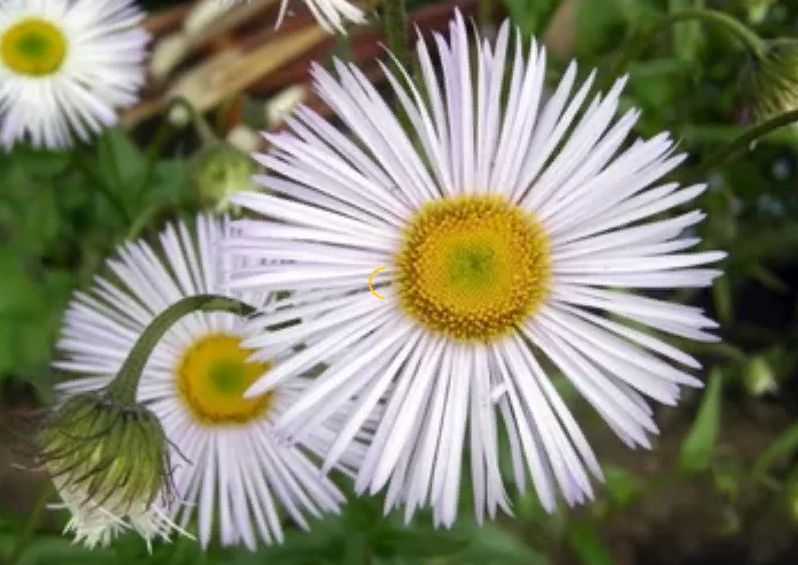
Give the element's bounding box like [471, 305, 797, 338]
[754, 420, 798, 477]
[96, 126, 146, 191]
[15, 537, 115, 565]
[567, 522, 616, 565]
[500, 0, 559, 36]
[374, 528, 470, 559]
[602, 466, 641, 507]
[671, 0, 705, 62]
[573, 0, 626, 57]
[458, 523, 551, 565]
[680, 368, 724, 472]
[712, 275, 734, 324]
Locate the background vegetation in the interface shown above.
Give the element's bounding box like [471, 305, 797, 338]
[2, 0, 798, 563]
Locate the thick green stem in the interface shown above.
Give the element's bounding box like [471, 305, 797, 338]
[604, 9, 766, 90]
[104, 294, 256, 403]
[683, 107, 798, 183]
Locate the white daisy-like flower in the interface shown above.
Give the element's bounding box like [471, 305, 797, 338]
[55, 214, 369, 549]
[275, 0, 366, 34]
[0, 0, 149, 149]
[224, 11, 727, 528]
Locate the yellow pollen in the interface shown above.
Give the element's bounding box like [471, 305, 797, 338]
[176, 333, 274, 425]
[1, 18, 67, 76]
[394, 194, 552, 342]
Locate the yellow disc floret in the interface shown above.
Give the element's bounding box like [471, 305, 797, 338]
[176, 333, 275, 425]
[394, 194, 552, 342]
[1, 18, 67, 76]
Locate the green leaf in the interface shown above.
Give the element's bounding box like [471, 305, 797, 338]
[15, 537, 115, 565]
[680, 368, 724, 472]
[602, 466, 641, 507]
[499, 0, 559, 37]
[96, 126, 146, 191]
[754, 420, 798, 477]
[670, 0, 705, 62]
[373, 528, 470, 559]
[567, 522, 616, 565]
[459, 523, 551, 565]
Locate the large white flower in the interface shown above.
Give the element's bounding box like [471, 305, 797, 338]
[0, 0, 149, 149]
[275, 0, 366, 34]
[55, 214, 370, 549]
[224, 12, 726, 527]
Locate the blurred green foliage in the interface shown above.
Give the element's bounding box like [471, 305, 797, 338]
[2, 0, 798, 564]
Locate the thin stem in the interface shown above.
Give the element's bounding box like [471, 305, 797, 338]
[169, 96, 219, 149]
[5, 484, 53, 564]
[104, 294, 256, 403]
[683, 107, 798, 183]
[138, 116, 174, 196]
[604, 9, 766, 91]
[72, 149, 131, 225]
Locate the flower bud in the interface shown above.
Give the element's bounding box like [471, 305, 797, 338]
[38, 392, 177, 550]
[741, 39, 798, 123]
[191, 144, 257, 213]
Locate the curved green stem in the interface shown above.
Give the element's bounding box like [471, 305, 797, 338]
[5, 484, 52, 564]
[683, 107, 798, 183]
[604, 9, 766, 90]
[104, 294, 256, 403]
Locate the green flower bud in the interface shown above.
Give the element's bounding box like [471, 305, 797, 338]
[38, 392, 177, 550]
[742, 39, 798, 123]
[191, 144, 257, 213]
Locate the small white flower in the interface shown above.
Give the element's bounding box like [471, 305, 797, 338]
[276, 0, 366, 34]
[0, 0, 149, 149]
[224, 12, 727, 527]
[56, 214, 371, 549]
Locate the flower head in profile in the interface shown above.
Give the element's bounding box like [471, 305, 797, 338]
[224, 11, 726, 527]
[0, 0, 149, 149]
[741, 38, 798, 124]
[56, 214, 369, 549]
[36, 391, 177, 550]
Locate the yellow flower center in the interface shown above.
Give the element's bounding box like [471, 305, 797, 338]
[176, 333, 274, 425]
[394, 194, 552, 342]
[1, 18, 67, 76]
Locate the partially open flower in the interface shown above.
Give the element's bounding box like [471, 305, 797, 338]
[37, 392, 178, 550]
[741, 38, 798, 123]
[192, 144, 258, 213]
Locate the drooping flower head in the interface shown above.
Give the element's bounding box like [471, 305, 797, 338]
[224, 11, 726, 527]
[36, 391, 177, 550]
[56, 214, 369, 549]
[741, 38, 798, 124]
[0, 0, 149, 149]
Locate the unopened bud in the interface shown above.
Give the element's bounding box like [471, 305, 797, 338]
[38, 392, 177, 550]
[191, 144, 257, 212]
[741, 39, 798, 124]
